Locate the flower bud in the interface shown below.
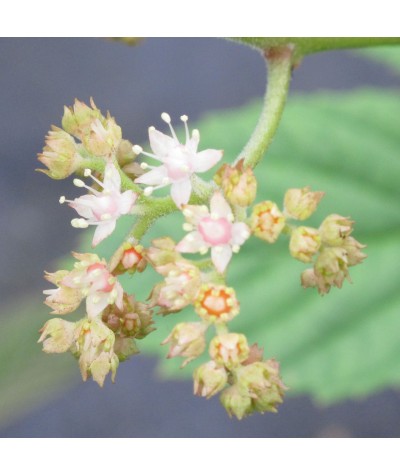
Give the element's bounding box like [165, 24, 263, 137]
[289, 226, 321, 263]
[116, 139, 136, 167]
[109, 242, 146, 275]
[319, 214, 353, 246]
[342, 236, 367, 266]
[236, 359, 286, 414]
[220, 385, 252, 420]
[146, 237, 182, 276]
[214, 159, 257, 207]
[38, 317, 76, 353]
[250, 201, 285, 243]
[37, 127, 83, 179]
[284, 186, 324, 220]
[43, 270, 82, 315]
[300, 268, 319, 290]
[193, 361, 228, 398]
[194, 284, 239, 324]
[62, 98, 105, 140]
[314, 247, 349, 293]
[113, 335, 139, 362]
[209, 333, 250, 368]
[162, 322, 208, 367]
[74, 318, 119, 387]
[82, 116, 122, 157]
[149, 261, 201, 315]
[102, 294, 154, 340]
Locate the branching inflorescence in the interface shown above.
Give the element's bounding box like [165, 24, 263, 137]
[37, 64, 366, 419]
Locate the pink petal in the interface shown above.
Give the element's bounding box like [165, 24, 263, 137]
[118, 190, 137, 214]
[103, 163, 121, 191]
[135, 166, 168, 186]
[191, 149, 223, 173]
[92, 220, 117, 247]
[86, 292, 110, 318]
[211, 245, 232, 273]
[69, 195, 97, 219]
[231, 222, 251, 246]
[210, 191, 232, 219]
[176, 231, 207, 253]
[171, 179, 192, 208]
[149, 128, 176, 159]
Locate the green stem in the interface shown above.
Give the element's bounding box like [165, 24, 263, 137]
[240, 47, 292, 169]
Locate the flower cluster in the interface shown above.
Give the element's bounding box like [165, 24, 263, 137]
[38, 100, 366, 419]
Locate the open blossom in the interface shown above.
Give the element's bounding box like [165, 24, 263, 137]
[60, 162, 137, 246]
[176, 191, 250, 273]
[133, 113, 223, 208]
[44, 252, 123, 318]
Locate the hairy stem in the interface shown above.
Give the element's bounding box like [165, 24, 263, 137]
[240, 47, 293, 169]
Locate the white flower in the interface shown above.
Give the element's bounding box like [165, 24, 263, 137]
[176, 192, 251, 273]
[60, 162, 137, 246]
[133, 113, 223, 208]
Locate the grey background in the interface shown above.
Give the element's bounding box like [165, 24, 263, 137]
[1, 38, 399, 437]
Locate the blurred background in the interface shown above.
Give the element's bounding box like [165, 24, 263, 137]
[1, 37, 400, 437]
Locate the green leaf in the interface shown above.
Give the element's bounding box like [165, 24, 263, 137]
[357, 46, 400, 75]
[1, 89, 400, 428]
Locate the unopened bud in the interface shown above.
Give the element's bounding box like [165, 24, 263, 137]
[214, 159, 257, 207]
[209, 333, 250, 369]
[342, 236, 367, 266]
[289, 226, 321, 263]
[284, 186, 324, 220]
[220, 385, 252, 420]
[38, 318, 76, 353]
[319, 214, 353, 246]
[250, 201, 285, 243]
[193, 361, 228, 398]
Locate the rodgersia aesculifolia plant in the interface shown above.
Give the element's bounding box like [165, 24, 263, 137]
[37, 40, 370, 420]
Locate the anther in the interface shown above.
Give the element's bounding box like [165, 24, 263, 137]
[59, 196, 66, 204]
[232, 245, 240, 253]
[133, 145, 143, 155]
[144, 186, 154, 196]
[101, 213, 111, 221]
[73, 179, 85, 188]
[161, 112, 171, 123]
[71, 218, 89, 228]
[140, 162, 149, 170]
[183, 223, 193, 232]
[199, 246, 208, 255]
[180, 115, 188, 122]
[84, 168, 92, 177]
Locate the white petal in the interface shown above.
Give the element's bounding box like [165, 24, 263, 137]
[103, 163, 121, 191]
[186, 133, 200, 153]
[117, 190, 137, 214]
[210, 191, 232, 219]
[86, 292, 110, 318]
[176, 231, 207, 253]
[70, 195, 97, 219]
[92, 220, 117, 247]
[149, 128, 176, 159]
[191, 149, 223, 173]
[182, 204, 210, 226]
[231, 222, 251, 246]
[211, 245, 232, 273]
[114, 282, 124, 310]
[171, 179, 192, 208]
[134, 166, 168, 186]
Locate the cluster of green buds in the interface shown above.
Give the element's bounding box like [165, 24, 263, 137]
[37, 99, 366, 419]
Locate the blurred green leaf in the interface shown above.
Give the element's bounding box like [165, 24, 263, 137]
[358, 46, 400, 74]
[1, 89, 400, 428]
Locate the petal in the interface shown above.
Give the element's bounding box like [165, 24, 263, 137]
[86, 292, 110, 318]
[92, 220, 117, 247]
[135, 166, 168, 186]
[171, 179, 192, 208]
[191, 149, 223, 173]
[210, 191, 232, 219]
[211, 245, 232, 273]
[117, 190, 137, 215]
[149, 128, 176, 159]
[182, 204, 210, 226]
[186, 132, 200, 154]
[176, 231, 207, 253]
[103, 163, 121, 191]
[231, 222, 251, 246]
[69, 195, 97, 219]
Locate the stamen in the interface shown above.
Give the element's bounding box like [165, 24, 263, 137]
[199, 246, 208, 255]
[232, 245, 240, 253]
[181, 115, 189, 143]
[140, 162, 149, 170]
[133, 145, 143, 155]
[192, 129, 200, 141]
[59, 196, 66, 204]
[161, 112, 178, 142]
[84, 168, 91, 177]
[162, 177, 170, 185]
[101, 213, 111, 221]
[144, 186, 154, 196]
[241, 230, 250, 238]
[210, 212, 219, 220]
[73, 179, 85, 188]
[71, 218, 89, 229]
[183, 208, 193, 218]
[148, 126, 156, 132]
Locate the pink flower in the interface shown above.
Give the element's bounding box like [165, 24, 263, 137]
[176, 192, 250, 273]
[60, 162, 137, 246]
[133, 113, 223, 208]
